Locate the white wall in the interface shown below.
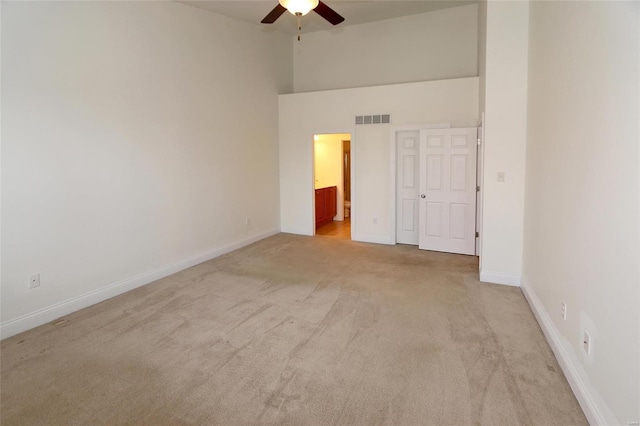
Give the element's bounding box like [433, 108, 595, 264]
[279, 78, 479, 243]
[477, 0, 487, 115]
[479, 1, 529, 286]
[522, 2, 640, 424]
[293, 5, 478, 93]
[314, 134, 349, 221]
[1, 1, 292, 337]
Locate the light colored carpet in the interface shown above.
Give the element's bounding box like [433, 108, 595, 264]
[1, 233, 587, 425]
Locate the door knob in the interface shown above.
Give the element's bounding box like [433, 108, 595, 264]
[420, 194, 426, 198]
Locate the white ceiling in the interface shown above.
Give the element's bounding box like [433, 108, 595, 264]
[178, 1, 476, 36]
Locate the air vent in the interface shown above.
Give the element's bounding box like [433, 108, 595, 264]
[355, 114, 391, 125]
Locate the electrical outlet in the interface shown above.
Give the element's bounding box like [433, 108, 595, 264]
[583, 331, 591, 355]
[561, 302, 567, 320]
[29, 273, 40, 289]
[497, 172, 505, 182]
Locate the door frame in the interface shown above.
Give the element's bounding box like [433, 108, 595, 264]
[310, 128, 355, 238]
[476, 113, 485, 257]
[390, 123, 484, 254]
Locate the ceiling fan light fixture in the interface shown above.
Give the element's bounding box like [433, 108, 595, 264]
[279, 0, 319, 16]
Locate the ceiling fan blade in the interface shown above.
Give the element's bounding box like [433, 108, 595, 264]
[313, 1, 345, 25]
[261, 4, 287, 24]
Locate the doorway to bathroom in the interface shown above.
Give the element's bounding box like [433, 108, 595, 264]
[313, 133, 351, 240]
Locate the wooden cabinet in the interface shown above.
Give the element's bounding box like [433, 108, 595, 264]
[315, 186, 337, 227]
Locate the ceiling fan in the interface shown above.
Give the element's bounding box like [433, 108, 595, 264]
[261, 0, 345, 40]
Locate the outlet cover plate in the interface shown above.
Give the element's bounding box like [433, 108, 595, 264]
[29, 273, 41, 289]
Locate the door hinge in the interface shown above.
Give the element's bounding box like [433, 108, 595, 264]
[476, 186, 480, 192]
[477, 138, 481, 146]
[475, 232, 479, 238]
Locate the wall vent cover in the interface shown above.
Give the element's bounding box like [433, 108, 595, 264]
[355, 114, 391, 125]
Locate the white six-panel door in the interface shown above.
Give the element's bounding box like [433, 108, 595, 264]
[418, 128, 477, 255]
[396, 131, 420, 245]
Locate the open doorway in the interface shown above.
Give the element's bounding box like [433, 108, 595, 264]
[313, 133, 351, 239]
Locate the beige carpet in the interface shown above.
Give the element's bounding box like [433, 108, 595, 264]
[1, 234, 586, 425]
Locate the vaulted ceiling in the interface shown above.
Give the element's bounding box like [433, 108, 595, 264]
[178, 1, 476, 35]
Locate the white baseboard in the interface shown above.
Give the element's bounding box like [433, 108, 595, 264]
[352, 234, 395, 245]
[521, 279, 607, 426]
[0, 228, 280, 340]
[280, 227, 313, 237]
[479, 270, 521, 286]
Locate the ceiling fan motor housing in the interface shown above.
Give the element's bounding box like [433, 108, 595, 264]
[279, 0, 319, 16]
[261, 0, 344, 28]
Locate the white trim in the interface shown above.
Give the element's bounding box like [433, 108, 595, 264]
[479, 270, 521, 286]
[352, 234, 395, 246]
[521, 279, 606, 426]
[476, 112, 485, 257]
[280, 227, 313, 236]
[0, 228, 279, 340]
[350, 131, 356, 240]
